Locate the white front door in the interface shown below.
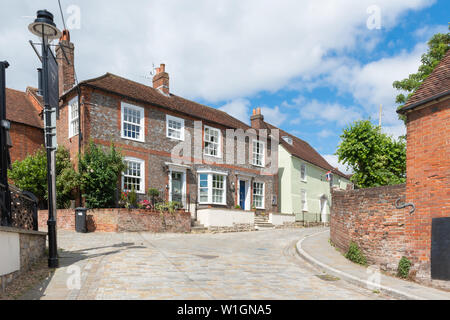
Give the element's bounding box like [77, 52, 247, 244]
[320, 198, 328, 222]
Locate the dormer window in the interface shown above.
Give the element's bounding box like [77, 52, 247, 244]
[282, 136, 293, 145]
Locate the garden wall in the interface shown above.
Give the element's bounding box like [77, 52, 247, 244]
[330, 184, 408, 272]
[38, 208, 191, 233]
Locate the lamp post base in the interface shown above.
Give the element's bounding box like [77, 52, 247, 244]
[48, 257, 59, 269]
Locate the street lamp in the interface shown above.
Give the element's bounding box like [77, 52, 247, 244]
[28, 10, 61, 269]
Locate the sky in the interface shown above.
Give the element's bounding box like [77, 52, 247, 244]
[1, 0, 449, 174]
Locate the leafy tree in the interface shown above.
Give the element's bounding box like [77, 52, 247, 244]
[78, 141, 125, 209]
[393, 27, 450, 121]
[336, 120, 406, 188]
[9, 147, 79, 208]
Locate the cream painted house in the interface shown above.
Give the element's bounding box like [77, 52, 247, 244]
[260, 122, 351, 222]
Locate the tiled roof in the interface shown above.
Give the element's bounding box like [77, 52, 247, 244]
[264, 121, 350, 179]
[5, 88, 43, 129]
[400, 49, 450, 112]
[62, 73, 251, 130]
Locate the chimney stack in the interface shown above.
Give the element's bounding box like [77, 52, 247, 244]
[153, 63, 170, 95]
[251, 108, 264, 129]
[56, 29, 75, 97]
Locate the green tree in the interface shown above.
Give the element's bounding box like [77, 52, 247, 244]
[78, 141, 125, 209]
[336, 120, 406, 188]
[9, 147, 79, 208]
[393, 27, 450, 121]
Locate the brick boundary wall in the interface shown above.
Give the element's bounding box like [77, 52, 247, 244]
[38, 208, 191, 233]
[330, 184, 408, 273]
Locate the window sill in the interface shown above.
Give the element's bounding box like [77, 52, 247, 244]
[203, 153, 222, 159]
[167, 136, 184, 142]
[121, 136, 145, 143]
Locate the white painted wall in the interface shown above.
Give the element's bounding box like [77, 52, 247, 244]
[269, 213, 296, 226]
[0, 231, 20, 276]
[197, 209, 254, 227]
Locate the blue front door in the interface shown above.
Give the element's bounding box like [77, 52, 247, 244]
[239, 180, 246, 209]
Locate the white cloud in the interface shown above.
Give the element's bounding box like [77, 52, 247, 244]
[322, 154, 354, 175]
[317, 129, 334, 138]
[219, 98, 251, 124]
[324, 44, 426, 127]
[261, 106, 287, 127]
[299, 99, 362, 126]
[0, 0, 434, 103]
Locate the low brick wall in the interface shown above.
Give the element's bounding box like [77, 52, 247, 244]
[0, 227, 46, 292]
[330, 184, 407, 272]
[38, 208, 191, 233]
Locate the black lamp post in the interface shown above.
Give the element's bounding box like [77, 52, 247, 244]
[0, 61, 12, 227]
[28, 10, 62, 269]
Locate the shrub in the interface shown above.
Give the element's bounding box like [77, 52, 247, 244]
[79, 141, 125, 209]
[9, 146, 79, 209]
[148, 188, 160, 206]
[345, 242, 367, 266]
[397, 256, 411, 279]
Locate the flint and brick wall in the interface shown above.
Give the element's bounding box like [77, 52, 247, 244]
[38, 208, 191, 233]
[330, 184, 408, 272]
[58, 87, 278, 212]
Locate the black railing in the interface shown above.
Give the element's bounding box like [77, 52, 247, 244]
[9, 185, 39, 231]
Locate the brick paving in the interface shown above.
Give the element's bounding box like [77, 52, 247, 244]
[20, 228, 390, 300]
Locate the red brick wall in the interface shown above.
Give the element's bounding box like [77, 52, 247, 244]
[404, 100, 450, 279]
[38, 208, 191, 233]
[9, 122, 44, 164]
[330, 184, 408, 272]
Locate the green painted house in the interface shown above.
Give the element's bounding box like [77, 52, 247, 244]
[263, 121, 351, 222]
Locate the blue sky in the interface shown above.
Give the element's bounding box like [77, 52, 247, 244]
[1, 0, 449, 173]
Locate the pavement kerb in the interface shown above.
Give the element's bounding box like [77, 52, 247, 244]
[295, 230, 425, 300]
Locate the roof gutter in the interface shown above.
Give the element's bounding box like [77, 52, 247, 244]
[397, 90, 450, 114]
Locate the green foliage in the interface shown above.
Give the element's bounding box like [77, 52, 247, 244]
[345, 242, 367, 266]
[397, 256, 411, 279]
[148, 188, 160, 198]
[155, 201, 182, 214]
[336, 120, 406, 188]
[128, 187, 138, 208]
[393, 27, 450, 121]
[79, 141, 125, 209]
[8, 147, 79, 209]
[235, 205, 241, 209]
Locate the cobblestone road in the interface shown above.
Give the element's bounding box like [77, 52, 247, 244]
[21, 228, 390, 300]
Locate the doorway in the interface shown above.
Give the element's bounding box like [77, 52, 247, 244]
[238, 179, 250, 210]
[169, 171, 186, 208]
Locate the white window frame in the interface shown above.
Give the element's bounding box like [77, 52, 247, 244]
[121, 102, 145, 142]
[301, 189, 308, 212]
[122, 157, 146, 194]
[68, 96, 79, 139]
[166, 115, 185, 141]
[252, 140, 265, 167]
[253, 181, 265, 209]
[197, 171, 227, 205]
[203, 125, 222, 158]
[300, 163, 307, 182]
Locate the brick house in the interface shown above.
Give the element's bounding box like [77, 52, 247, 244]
[397, 50, 450, 281]
[56, 31, 278, 216]
[5, 87, 44, 164]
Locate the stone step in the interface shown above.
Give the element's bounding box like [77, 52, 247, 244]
[191, 226, 208, 234]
